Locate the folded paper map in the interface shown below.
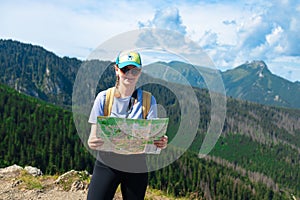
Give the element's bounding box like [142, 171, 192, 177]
[96, 116, 169, 154]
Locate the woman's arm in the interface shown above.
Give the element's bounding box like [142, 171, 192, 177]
[147, 95, 168, 149]
[87, 124, 104, 150]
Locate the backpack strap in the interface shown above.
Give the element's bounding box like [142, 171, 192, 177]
[104, 87, 115, 116]
[142, 91, 152, 119]
[104, 87, 152, 119]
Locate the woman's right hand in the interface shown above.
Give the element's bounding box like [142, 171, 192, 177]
[88, 124, 104, 150]
[88, 136, 104, 150]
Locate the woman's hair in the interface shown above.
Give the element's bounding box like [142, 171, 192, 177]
[114, 63, 121, 98]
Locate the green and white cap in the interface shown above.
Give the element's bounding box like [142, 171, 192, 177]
[116, 51, 142, 69]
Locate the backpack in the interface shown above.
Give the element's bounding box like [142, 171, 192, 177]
[103, 87, 152, 119]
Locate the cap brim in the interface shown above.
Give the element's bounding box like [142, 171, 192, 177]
[118, 61, 141, 69]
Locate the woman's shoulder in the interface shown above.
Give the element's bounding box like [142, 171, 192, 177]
[94, 88, 111, 103]
[96, 90, 106, 97]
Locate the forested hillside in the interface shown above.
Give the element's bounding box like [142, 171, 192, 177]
[0, 39, 81, 106]
[1, 83, 299, 199]
[0, 84, 94, 174]
[146, 82, 300, 198]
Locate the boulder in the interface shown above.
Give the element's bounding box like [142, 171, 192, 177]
[0, 164, 23, 174]
[55, 170, 89, 191]
[24, 166, 43, 176]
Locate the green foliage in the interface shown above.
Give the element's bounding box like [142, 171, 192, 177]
[211, 134, 300, 195]
[149, 150, 290, 199]
[19, 170, 43, 190]
[0, 84, 94, 174]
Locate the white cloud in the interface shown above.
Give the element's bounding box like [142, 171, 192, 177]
[266, 26, 283, 46]
[248, 1, 299, 57]
[0, 0, 153, 59]
[139, 7, 186, 35]
[199, 31, 218, 49]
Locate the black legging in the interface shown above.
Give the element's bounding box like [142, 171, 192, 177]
[87, 160, 148, 200]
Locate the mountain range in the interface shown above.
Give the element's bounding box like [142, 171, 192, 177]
[147, 60, 300, 110]
[1, 39, 300, 110]
[223, 60, 300, 109]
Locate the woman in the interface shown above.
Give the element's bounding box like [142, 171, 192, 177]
[87, 51, 168, 200]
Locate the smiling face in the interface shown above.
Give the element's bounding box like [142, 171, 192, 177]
[115, 65, 141, 87]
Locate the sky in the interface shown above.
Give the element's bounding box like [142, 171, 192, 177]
[1, 0, 300, 82]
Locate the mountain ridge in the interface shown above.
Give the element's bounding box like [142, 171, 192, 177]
[223, 60, 300, 109]
[148, 59, 300, 109]
[0, 39, 81, 107]
[1, 39, 300, 110]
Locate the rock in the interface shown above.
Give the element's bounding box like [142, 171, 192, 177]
[0, 164, 23, 174]
[70, 180, 86, 191]
[24, 166, 43, 176]
[0, 164, 43, 176]
[55, 170, 76, 184]
[55, 170, 90, 191]
[12, 179, 23, 188]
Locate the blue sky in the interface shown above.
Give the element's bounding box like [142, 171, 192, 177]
[1, 0, 300, 82]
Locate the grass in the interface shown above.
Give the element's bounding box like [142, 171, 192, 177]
[145, 187, 191, 199]
[19, 170, 44, 190]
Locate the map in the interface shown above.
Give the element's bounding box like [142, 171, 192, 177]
[96, 116, 169, 154]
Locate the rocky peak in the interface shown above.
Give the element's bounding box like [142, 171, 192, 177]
[243, 60, 268, 71]
[238, 60, 272, 79]
[250, 60, 267, 68]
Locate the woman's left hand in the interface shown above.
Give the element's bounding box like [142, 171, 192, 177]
[154, 135, 168, 149]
